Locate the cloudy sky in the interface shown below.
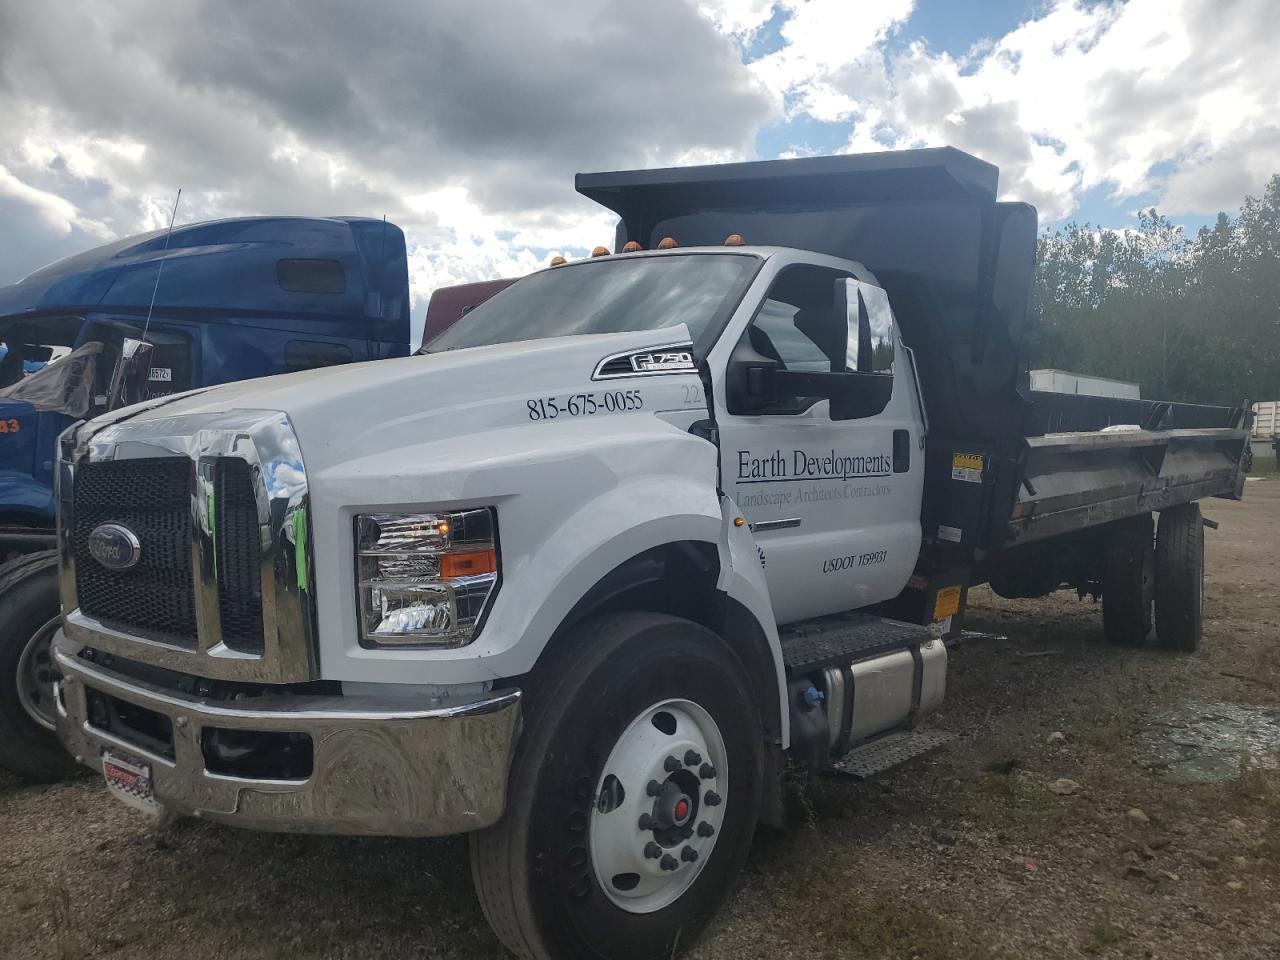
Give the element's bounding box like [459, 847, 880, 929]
[1, 0, 1276, 343]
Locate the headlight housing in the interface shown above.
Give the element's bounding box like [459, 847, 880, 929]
[355, 508, 498, 647]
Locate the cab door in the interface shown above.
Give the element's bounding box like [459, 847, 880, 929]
[711, 264, 925, 624]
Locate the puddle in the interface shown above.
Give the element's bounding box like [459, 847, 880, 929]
[1142, 701, 1280, 782]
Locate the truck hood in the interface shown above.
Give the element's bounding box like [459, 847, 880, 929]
[112, 327, 697, 464]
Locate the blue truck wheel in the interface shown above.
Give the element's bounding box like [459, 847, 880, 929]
[0, 551, 81, 782]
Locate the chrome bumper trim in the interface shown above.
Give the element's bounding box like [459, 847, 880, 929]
[54, 634, 521, 837]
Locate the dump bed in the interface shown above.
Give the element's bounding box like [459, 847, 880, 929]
[578, 148, 1249, 551]
[1005, 393, 1248, 544]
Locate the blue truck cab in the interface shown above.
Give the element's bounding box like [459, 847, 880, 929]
[0, 216, 411, 781]
[0, 216, 410, 558]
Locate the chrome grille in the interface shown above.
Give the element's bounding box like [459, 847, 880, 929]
[57, 408, 318, 684]
[72, 457, 197, 644]
[215, 457, 265, 654]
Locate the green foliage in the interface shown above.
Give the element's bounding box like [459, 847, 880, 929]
[1033, 176, 1280, 405]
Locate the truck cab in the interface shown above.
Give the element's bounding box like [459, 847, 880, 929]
[0, 215, 411, 557]
[47, 150, 1247, 960]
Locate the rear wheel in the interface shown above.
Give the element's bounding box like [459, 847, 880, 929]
[1155, 504, 1204, 652]
[1101, 514, 1154, 647]
[0, 551, 80, 782]
[470, 612, 762, 960]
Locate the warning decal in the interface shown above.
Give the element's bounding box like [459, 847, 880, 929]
[933, 585, 962, 621]
[951, 452, 984, 484]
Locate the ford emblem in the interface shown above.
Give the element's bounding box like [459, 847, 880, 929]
[88, 523, 142, 571]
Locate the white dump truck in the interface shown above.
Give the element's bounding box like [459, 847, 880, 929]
[50, 149, 1248, 960]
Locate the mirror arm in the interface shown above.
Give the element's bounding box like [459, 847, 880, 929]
[771, 369, 852, 397]
[745, 363, 856, 400]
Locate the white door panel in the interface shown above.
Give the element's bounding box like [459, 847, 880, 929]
[712, 265, 925, 624]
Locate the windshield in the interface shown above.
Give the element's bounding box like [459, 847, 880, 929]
[425, 252, 760, 353]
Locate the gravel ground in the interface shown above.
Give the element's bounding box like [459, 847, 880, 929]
[3, 482, 1278, 960]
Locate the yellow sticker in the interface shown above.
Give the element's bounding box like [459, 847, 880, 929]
[951, 452, 983, 483]
[933, 585, 962, 621]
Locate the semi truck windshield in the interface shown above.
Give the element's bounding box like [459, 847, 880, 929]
[425, 252, 760, 353]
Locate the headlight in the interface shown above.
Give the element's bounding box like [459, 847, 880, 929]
[355, 508, 498, 647]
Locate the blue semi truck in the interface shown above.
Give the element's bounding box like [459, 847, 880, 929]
[0, 216, 414, 780]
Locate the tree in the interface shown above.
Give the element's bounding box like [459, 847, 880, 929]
[1031, 176, 1280, 406]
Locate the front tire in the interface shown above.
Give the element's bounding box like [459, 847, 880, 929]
[1155, 504, 1204, 652]
[0, 551, 80, 782]
[470, 613, 763, 960]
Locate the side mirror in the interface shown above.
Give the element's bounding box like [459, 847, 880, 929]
[836, 278, 895, 374]
[725, 276, 897, 419]
[106, 338, 154, 411]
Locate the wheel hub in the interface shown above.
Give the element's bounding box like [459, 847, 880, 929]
[17, 616, 62, 732]
[588, 698, 727, 914]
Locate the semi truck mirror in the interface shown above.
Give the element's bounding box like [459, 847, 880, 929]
[106, 337, 155, 411]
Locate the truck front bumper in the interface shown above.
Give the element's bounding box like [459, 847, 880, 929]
[52, 632, 521, 837]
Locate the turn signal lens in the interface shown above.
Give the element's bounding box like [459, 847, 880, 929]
[440, 548, 497, 578]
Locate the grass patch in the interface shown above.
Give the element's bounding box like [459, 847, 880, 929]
[755, 856, 1007, 960]
[947, 771, 1069, 840]
[1087, 912, 1131, 953]
[1225, 765, 1280, 877]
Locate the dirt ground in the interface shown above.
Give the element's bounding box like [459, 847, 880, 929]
[2, 483, 1278, 960]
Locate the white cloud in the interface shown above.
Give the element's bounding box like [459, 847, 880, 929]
[818, 0, 1279, 220]
[747, 0, 913, 121]
[0, 163, 112, 240]
[1, 0, 1275, 335]
[0, 0, 776, 333]
[697, 0, 777, 39]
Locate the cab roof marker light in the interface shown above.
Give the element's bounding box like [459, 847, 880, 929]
[656, 237, 678, 249]
[622, 241, 643, 252]
[590, 246, 610, 257]
[549, 255, 568, 266]
[724, 233, 745, 246]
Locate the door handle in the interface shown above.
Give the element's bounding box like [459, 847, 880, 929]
[893, 429, 910, 473]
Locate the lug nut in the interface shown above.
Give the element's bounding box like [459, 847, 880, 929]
[644, 842, 662, 860]
[684, 750, 702, 767]
[660, 854, 679, 871]
[664, 755, 682, 773]
[681, 845, 699, 863]
[697, 821, 715, 838]
[704, 791, 722, 807]
[699, 763, 716, 780]
[638, 813, 655, 830]
[646, 779, 663, 797]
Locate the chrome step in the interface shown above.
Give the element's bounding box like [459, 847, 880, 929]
[829, 729, 953, 779]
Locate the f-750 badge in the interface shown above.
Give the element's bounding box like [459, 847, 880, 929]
[632, 351, 694, 373]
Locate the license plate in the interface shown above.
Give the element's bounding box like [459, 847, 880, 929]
[102, 751, 159, 816]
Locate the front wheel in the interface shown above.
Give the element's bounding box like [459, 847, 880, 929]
[0, 551, 80, 782]
[470, 613, 763, 960]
